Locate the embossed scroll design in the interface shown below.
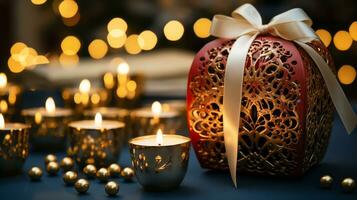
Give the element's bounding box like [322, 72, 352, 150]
[189, 36, 334, 175]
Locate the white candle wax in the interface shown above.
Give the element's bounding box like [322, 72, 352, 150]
[22, 107, 72, 117]
[132, 107, 179, 118]
[0, 123, 30, 130]
[130, 134, 190, 147]
[68, 120, 124, 130]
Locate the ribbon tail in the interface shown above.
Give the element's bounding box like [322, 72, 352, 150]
[296, 41, 357, 134]
[223, 34, 258, 188]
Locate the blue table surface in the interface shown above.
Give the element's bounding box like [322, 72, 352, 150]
[1, 96, 357, 200]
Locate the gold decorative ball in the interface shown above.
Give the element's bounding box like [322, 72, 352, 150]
[96, 168, 110, 182]
[320, 175, 333, 188]
[28, 167, 43, 181]
[60, 157, 74, 171]
[83, 164, 97, 179]
[108, 163, 121, 178]
[75, 179, 90, 193]
[341, 178, 356, 193]
[121, 167, 135, 181]
[46, 161, 60, 175]
[105, 181, 120, 196]
[45, 154, 57, 165]
[63, 171, 78, 185]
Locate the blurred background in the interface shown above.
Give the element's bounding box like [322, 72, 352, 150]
[0, 0, 356, 101]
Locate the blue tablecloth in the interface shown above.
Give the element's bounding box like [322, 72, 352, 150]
[1, 100, 357, 200]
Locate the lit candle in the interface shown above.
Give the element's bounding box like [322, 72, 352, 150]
[129, 129, 191, 191]
[62, 79, 108, 112]
[22, 97, 73, 151]
[0, 113, 30, 175]
[131, 101, 180, 136]
[0, 72, 22, 116]
[0, 73, 7, 89]
[68, 113, 125, 167]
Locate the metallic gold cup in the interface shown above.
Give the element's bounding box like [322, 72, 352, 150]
[68, 117, 125, 167]
[0, 119, 30, 176]
[22, 102, 73, 151]
[129, 133, 190, 191]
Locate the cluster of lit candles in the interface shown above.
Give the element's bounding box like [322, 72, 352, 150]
[0, 62, 190, 190]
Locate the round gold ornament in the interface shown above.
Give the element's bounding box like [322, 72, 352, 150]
[320, 175, 333, 188]
[75, 179, 90, 193]
[121, 167, 134, 181]
[60, 157, 74, 171]
[105, 181, 120, 196]
[341, 178, 356, 193]
[83, 164, 97, 179]
[63, 171, 78, 185]
[46, 161, 60, 175]
[45, 154, 57, 165]
[108, 163, 121, 177]
[28, 167, 43, 181]
[96, 168, 110, 182]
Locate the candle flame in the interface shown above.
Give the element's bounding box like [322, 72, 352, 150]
[94, 112, 102, 127]
[79, 79, 91, 93]
[117, 62, 130, 75]
[45, 97, 56, 113]
[156, 129, 163, 146]
[0, 114, 4, 128]
[151, 101, 162, 117]
[0, 73, 7, 88]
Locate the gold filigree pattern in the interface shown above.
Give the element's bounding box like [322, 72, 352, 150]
[188, 35, 334, 176]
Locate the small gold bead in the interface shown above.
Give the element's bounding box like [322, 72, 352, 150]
[341, 178, 356, 193]
[28, 167, 43, 181]
[105, 181, 119, 196]
[45, 154, 57, 165]
[60, 157, 74, 171]
[83, 164, 97, 179]
[96, 168, 109, 182]
[75, 179, 90, 193]
[320, 175, 333, 188]
[63, 171, 78, 185]
[121, 167, 134, 181]
[46, 161, 60, 175]
[108, 163, 121, 178]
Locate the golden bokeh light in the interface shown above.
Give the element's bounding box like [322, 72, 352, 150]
[31, 0, 47, 5]
[315, 29, 332, 47]
[59, 53, 79, 67]
[110, 57, 126, 68]
[333, 31, 353, 51]
[107, 18, 128, 36]
[0, 73, 7, 88]
[126, 80, 137, 92]
[0, 100, 8, 113]
[61, 35, 81, 55]
[193, 18, 211, 38]
[349, 21, 357, 41]
[338, 65, 356, 85]
[138, 30, 158, 51]
[91, 93, 100, 104]
[8, 56, 25, 73]
[35, 112, 42, 124]
[103, 72, 114, 89]
[11, 42, 27, 55]
[59, 0, 78, 18]
[62, 12, 80, 27]
[125, 34, 141, 55]
[116, 87, 127, 98]
[88, 39, 108, 59]
[163, 20, 184, 41]
[107, 32, 127, 49]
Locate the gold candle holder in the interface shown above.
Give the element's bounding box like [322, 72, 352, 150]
[62, 79, 109, 114]
[83, 107, 131, 142]
[22, 97, 73, 151]
[0, 73, 22, 120]
[129, 129, 191, 191]
[0, 114, 30, 176]
[131, 101, 181, 138]
[68, 113, 125, 167]
[102, 62, 144, 109]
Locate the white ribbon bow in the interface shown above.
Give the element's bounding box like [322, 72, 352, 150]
[210, 3, 357, 187]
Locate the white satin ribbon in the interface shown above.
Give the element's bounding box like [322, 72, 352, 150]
[210, 3, 357, 187]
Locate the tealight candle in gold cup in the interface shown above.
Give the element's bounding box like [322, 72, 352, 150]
[68, 112, 125, 167]
[131, 101, 181, 137]
[0, 114, 30, 176]
[129, 129, 191, 191]
[0, 73, 22, 120]
[62, 79, 109, 114]
[22, 97, 73, 151]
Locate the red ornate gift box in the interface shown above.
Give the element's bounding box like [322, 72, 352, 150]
[187, 35, 334, 176]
